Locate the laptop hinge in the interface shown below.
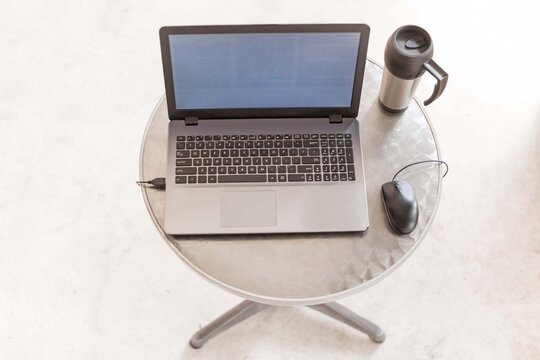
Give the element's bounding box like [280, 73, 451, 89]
[329, 114, 343, 124]
[185, 117, 198, 126]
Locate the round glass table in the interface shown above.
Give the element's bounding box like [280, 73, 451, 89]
[139, 60, 443, 347]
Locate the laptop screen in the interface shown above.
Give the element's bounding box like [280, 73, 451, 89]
[168, 32, 361, 110]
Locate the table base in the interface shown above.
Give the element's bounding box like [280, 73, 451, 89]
[189, 300, 385, 349]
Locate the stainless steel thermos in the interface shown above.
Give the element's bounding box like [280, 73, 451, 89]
[378, 25, 448, 112]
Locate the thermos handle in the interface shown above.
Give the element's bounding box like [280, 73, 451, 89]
[423, 59, 448, 106]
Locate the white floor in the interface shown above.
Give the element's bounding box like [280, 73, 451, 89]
[1, 0, 539, 359]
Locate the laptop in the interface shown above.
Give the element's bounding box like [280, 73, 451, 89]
[159, 24, 370, 235]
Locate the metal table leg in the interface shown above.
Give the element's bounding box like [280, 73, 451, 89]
[190, 300, 385, 348]
[190, 300, 269, 349]
[309, 302, 385, 343]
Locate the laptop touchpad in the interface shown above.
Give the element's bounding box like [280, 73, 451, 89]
[220, 191, 277, 227]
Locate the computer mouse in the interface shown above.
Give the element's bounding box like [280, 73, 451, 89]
[381, 180, 419, 234]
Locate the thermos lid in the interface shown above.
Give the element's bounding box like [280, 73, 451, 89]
[384, 25, 434, 79]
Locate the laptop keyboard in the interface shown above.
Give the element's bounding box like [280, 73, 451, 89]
[175, 133, 356, 184]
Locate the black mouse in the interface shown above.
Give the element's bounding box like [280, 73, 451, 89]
[381, 180, 419, 234]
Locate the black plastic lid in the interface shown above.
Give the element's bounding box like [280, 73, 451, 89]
[384, 25, 433, 79]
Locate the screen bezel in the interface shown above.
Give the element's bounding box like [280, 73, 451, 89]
[159, 24, 370, 120]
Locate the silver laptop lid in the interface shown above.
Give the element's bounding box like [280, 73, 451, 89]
[159, 24, 370, 120]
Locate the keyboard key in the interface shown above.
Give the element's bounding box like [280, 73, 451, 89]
[263, 157, 272, 165]
[339, 173, 347, 181]
[302, 157, 321, 164]
[344, 133, 352, 139]
[315, 174, 322, 181]
[176, 142, 186, 149]
[227, 167, 237, 174]
[242, 158, 251, 165]
[218, 166, 227, 174]
[175, 176, 186, 184]
[268, 166, 276, 173]
[297, 165, 313, 173]
[345, 139, 353, 147]
[303, 140, 319, 147]
[176, 167, 197, 175]
[299, 149, 308, 156]
[193, 159, 202, 166]
[258, 166, 266, 173]
[177, 136, 186, 141]
[323, 174, 331, 181]
[248, 166, 257, 174]
[278, 166, 286, 173]
[218, 175, 267, 183]
[302, 134, 310, 139]
[309, 148, 320, 156]
[287, 165, 296, 173]
[346, 148, 354, 163]
[278, 174, 287, 182]
[292, 157, 300, 165]
[337, 134, 344, 139]
[208, 175, 217, 183]
[268, 174, 277, 182]
[307, 174, 314, 181]
[196, 136, 203, 141]
[188, 176, 197, 183]
[176, 159, 192, 166]
[198, 167, 207, 174]
[177, 150, 190, 158]
[288, 174, 306, 182]
[187, 136, 195, 141]
[198, 175, 207, 183]
[238, 166, 247, 174]
[282, 157, 291, 165]
[208, 167, 217, 174]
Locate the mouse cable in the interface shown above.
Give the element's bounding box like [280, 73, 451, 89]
[136, 177, 166, 190]
[392, 160, 449, 182]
